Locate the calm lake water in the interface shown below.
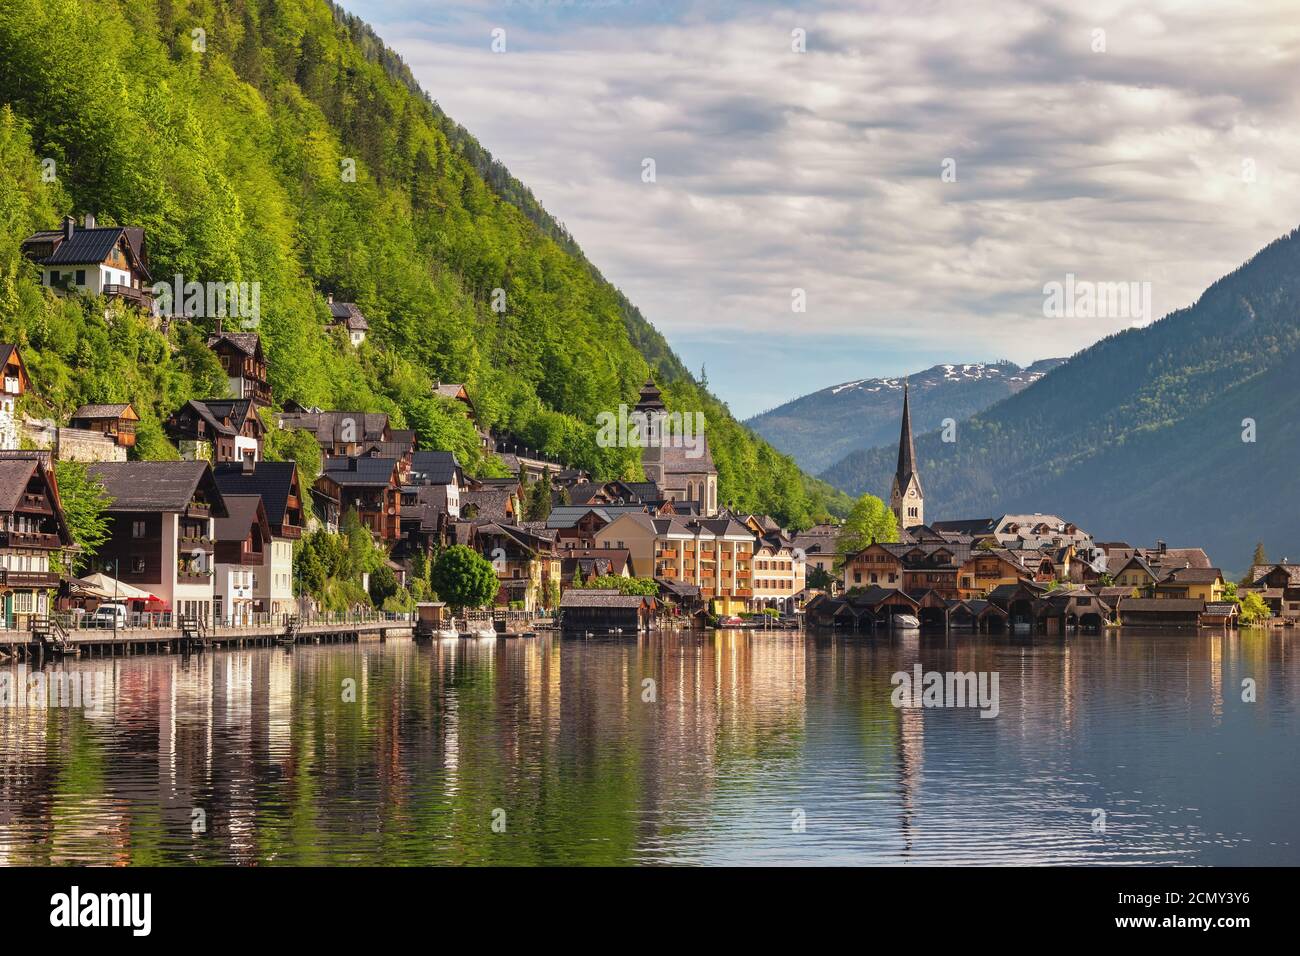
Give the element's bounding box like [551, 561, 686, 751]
[0, 628, 1295, 866]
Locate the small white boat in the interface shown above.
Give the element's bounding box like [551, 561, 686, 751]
[472, 626, 497, 639]
[892, 613, 921, 630]
[436, 628, 459, 640]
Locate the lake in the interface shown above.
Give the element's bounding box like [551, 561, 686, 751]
[0, 628, 1295, 865]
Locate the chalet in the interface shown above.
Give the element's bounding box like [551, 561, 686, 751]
[21, 216, 152, 309]
[546, 504, 650, 550]
[326, 293, 368, 346]
[213, 494, 271, 624]
[957, 548, 1027, 599]
[433, 382, 476, 417]
[475, 522, 561, 611]
[843, 542, 903, 591]
[408, 451, 464, 517]
[319, 455, 402, 542]
[1110, 553, 1158, 590]
[460, 485, 520, 525]
[0, 345, 31, 451]
[561, 548, 632, 588]
[1151, 566, 1225, 602]
[207, 330, 272, 406]
[559, 589, 656, 632]
[212, 460, 305, 616]
[275, 409, 390, 457]
[895, 543, 969, 599]
[166, 399, 264, 463]
[0, 456, 73, 629]
[68, 403, 139, 449]
[87, 461, 230, 624]
[1245, 563, 1300, 617]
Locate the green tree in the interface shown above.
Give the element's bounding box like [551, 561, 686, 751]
[806, 566, 835, 591]
[52, 459, 110, 574]
[582, 574, 657, 596]
[1239, 591, 1271, 626]
[430, 544, 500, 612]
[835, 494, 898, 563]
[368, 563, 399, 606]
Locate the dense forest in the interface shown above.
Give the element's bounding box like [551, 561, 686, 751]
[820, 226, 1300, 573]
[0, 0, 847, 527]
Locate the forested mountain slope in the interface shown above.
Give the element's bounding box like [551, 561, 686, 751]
[0, 0, 846, 526]
[819, 226, 1300, 571]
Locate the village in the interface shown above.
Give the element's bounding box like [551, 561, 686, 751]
[0, 214, 1293, 654]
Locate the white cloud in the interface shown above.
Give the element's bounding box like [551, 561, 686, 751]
[342, 0, 1300, 416]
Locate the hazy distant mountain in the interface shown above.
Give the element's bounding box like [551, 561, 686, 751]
[817, 226, 1300, 575]
[746, 360, 1065, 474]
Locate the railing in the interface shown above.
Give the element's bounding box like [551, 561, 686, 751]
[56, 608, 414, 633]
[102, 284, 153, 307]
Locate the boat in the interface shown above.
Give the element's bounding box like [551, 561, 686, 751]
[891, 613, 921, 630]
[436, 627, 459, 640]
[472, 625, 497, 639]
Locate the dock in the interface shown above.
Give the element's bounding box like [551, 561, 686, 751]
[2, 614, 414, 664]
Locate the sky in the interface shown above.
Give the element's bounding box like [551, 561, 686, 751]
[340, 0, 1300, 418]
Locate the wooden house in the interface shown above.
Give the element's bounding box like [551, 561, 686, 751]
[559, 589, 655, 632]
[212, 460, 305, 617]
[165, 399, 265, 463]
[212, 494, 271, 624]
[0, 344, 31, 451]
[326, 293, 369, 345]
[87, 461, 229, 623]
[68, 403, 138, 448]
[207, 330, 272, 406]
[21, 215, 152, 309]
[0, 456, 73, 629]
[319, 455, 401, 542]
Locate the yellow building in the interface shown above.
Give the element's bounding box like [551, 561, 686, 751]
[1151, 566, 1225, 602]
[957, 549, 1028, 599]
[751, 541, 806, 612]
[598, 512, 754, 615]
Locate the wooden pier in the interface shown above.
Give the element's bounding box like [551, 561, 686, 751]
[1, 616, 413, 664]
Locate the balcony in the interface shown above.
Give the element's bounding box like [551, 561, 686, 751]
[102, 284, 154, 309]
[0, 529, 63, 549]
[0, 570, 61, 588]
[185, 502, 211, 519]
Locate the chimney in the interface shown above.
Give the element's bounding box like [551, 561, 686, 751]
[83, 213, 95, 229]
[327, 293, 334, 305]
[62, 215, 75, 240]
[242, 454, 256, 475]
[1157, 539, 1166, 554]
[348, 458, 358, 471]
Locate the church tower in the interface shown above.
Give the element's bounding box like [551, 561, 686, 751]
[889, 382, 924, 529]
[634, 377, 667, 486]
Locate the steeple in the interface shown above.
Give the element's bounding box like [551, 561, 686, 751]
[890, 381, 924, 529]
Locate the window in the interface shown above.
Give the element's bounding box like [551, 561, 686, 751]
[132, 558, 145, 573]
[75, 269, 85, 285]
[132, 521, 146, 538]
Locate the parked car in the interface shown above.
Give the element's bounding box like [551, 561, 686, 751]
[88, 603, 128, 628]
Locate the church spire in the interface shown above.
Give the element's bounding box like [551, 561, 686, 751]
[896, 381, 920, 493]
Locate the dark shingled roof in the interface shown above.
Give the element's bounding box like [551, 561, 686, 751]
[71, 403, 134, 420]
[410, 450, 461, 486]
[321, 456, 399, 488]
[212, 461, 300, 529]
[560, 590, 653, 609]
[328, 299, 369, 331]
[207, 331, 262, 357]
[1118, 598, 1205, 613]
[88, 461, 228, 516]
[214, 494, 270, 544]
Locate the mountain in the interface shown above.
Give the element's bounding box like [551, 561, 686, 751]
[818, 226, 1300, 574]
[0, 0, 848, 528]
[746, 359, 1065, 474]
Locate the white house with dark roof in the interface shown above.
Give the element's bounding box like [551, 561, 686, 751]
[326, 293, 368, 346]
[21, 215, 152, 308]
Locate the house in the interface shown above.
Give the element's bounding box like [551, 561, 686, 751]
[460, 485, 520, 525]
[561, 548, 632, 588]
[319, 455, 402, 542]
[408, 450, 464, 517]
[86, 461, 230, 623]
[68, 403, 139, 449]
[559, 589, 656, 632]
[212, 460, 305, 617]
[21, 215, 152, 309]
[0, 456, 73, 629]
[474, 522, 562, 611]
[326, 293, 368, 346]
[275, 409, 390, 456]
[0, 345, 31, 451]
[1110, 553, 1158, 590]
[597, 511, 754, 616]
[751, 539, 806, 612]
[546, 504, 651, 550]
[213, 494, 271, 624]
[1151, 566, 1225, 602]
[166, 399, 264, 463]
[207, 330, 272, 406]
[957, 548, 1028, 599]
[843, 542, 903, 591]
[1116, 597, 1204, 629]
[789, 526, 842, 590]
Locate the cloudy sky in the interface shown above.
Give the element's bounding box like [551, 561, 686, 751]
[341, 0, 1300, 418]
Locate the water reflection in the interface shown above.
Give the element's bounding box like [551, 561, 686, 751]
[0, 629, 1295, 865]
